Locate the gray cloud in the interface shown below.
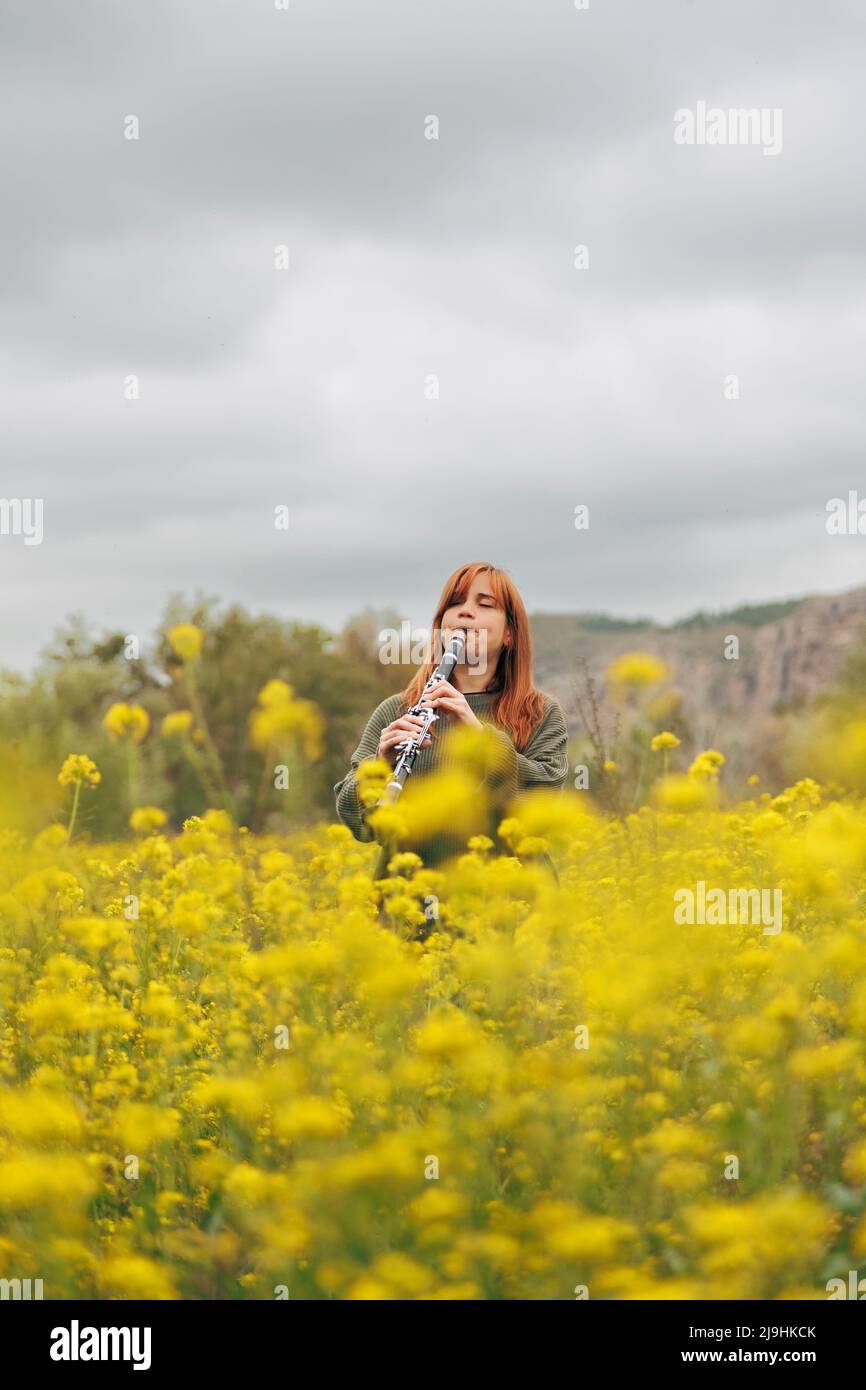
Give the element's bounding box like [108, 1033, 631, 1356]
[2, 0, 866, 672]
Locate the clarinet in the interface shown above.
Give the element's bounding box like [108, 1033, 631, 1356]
[382, 629, 466, 804]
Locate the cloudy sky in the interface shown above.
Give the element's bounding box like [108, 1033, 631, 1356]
[2, 0, 865, 671]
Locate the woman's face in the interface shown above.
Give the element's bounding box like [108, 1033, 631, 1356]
[441, 577, 509, 676]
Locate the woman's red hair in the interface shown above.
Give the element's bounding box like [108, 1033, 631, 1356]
[401, 562, 544, 751]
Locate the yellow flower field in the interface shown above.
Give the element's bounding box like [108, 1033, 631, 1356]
[1, 775, 865, 1300]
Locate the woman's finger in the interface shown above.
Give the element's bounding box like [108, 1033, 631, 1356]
[382, 731, 431, 750]
[384, 721, 433, 743]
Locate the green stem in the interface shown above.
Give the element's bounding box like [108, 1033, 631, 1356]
[126, 742, 140, 813]
[250, 742, 275, 832]
[631, 752, 646, 810]
[184, 668, 236, 820]
[66, 780, 82, 843]
[183, 737, 221, 808]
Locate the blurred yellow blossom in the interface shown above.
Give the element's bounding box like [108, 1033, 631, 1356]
[606, 652, 669, 689]
[688, 749, 726, 780]
[57, 754, 101, 788]
[103, 703, 150, 743]
[248, 680, 324, 760]
[129, 806, 168, 833]
[167, 623, 204, 664]
[0, 741, 863, 1301]
[651, 731, 681, 752]
[161, 710, 194, 739]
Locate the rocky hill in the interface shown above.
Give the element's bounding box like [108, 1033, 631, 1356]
[530, 586, 866, 783]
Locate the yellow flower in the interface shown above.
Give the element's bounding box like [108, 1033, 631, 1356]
[154, 1191, 186, 1219]
[531, 1201, 635, 1262]
[272, 1097, 349, 1142]
[8, 730, 866, 1300]
[0, 1154, 96, 1213]
[221, 1162, 272, 1207]
[652, 774, 716, 811]
[798, 713, 866, 793]
[651, 731, 681, 751]
[195, 1079, 268, 1123]
[398, 769, 487, 844]
[688, 749, 726, 780]
[414, 1010, 484, 1059]
[57, 753, 101, 788]
[33, 823, 69, 849]
[129, 806, 168, 833]
[113, 1102, 182, 1150]
[202, 808, 234, 837]
[103, 702, 150, 743]
[408, 1188, 469, 1225]
[167, 623, 204, 663]
[248, 681, 325, 760]
[684, 1192, 836, 1287]
[161, 709, 194, 738]
[0, 1089, 84, 1143]
[367, 803, 408, 844]
[59, 915, 130, 955]
[96, 1255, 178, 1300]
[257, 678, 294, 707]
[606, 652, 669, 689]
[345, 1277, 396, 1300]
[788, 1040, 861, 1081]
[370, 1251, 436, 1294]
[467, 834, 494, 853]
[356, 758, 391, 809]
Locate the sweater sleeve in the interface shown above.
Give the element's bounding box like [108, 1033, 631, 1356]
[482, 695, 570, 798]
[333, 697, 399, 842]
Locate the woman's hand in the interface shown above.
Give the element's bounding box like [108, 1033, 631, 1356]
[377, 714, 434, 767]
[419, 680, 483, 729]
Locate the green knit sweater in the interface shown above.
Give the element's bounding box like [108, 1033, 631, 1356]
[334, 688, 569, 872]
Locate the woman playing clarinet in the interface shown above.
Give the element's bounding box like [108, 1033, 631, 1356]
[334, 562, 569, 877]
